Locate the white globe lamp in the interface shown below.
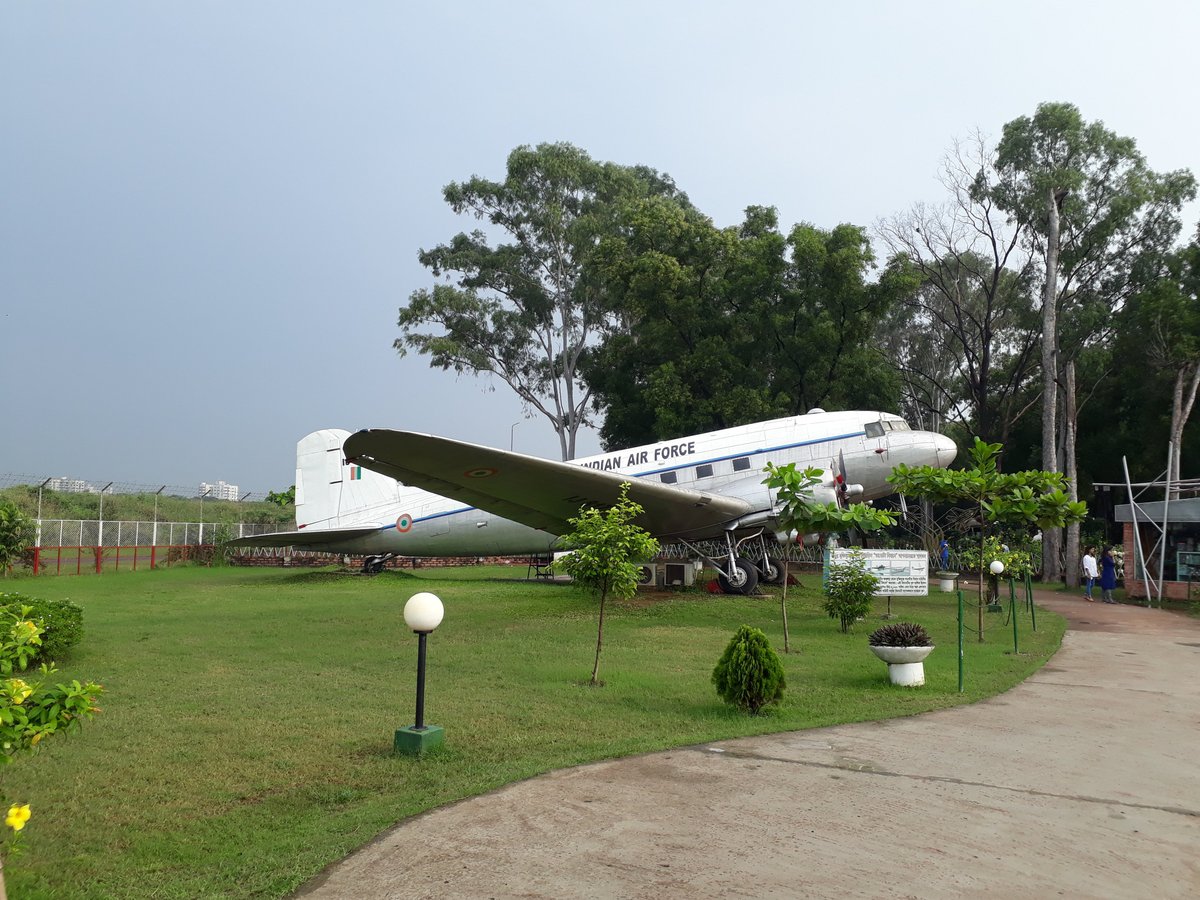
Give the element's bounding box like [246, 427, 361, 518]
[404, 592, 444, 633]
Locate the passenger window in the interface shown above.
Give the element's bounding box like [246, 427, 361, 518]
[660, 471, 677, 484]
[865, 422, 885, 438]
[733, 456, 751, 472]
[696, 464, 714, 478]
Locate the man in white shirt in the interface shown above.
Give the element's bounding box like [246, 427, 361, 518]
[1081, 547, 1098, 601]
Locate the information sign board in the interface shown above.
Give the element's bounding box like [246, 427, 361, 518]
[829, 548, 929, 596]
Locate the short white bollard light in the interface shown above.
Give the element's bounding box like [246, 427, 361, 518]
[394, 592, 445, 756]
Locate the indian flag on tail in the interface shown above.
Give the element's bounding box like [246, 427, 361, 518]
[348, 466, 362, 480]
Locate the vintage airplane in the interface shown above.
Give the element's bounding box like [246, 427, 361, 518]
[230, 410, 956, 594]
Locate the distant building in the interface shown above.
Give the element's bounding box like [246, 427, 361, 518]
[48, 477, 93, 494]
[199, 481, 240, 501]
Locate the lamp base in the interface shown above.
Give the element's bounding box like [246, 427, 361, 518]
[394, 725, 444, 756]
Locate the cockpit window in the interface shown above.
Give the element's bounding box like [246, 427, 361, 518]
[884, 420, 911, 432]
[864, 422, 885, 438]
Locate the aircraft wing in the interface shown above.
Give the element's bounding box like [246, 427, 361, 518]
[226, 525, 383, 549]
[343, 429, 754, 540]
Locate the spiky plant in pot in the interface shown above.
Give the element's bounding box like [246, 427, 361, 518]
[868, 622, 932, 647]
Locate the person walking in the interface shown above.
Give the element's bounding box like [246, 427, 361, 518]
[939, 538, 950, 571]
[1082, 547, 1098, 601]
[1100, 545, 1118, 603]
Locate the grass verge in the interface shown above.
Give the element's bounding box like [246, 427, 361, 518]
[2, 565, 1063, 898]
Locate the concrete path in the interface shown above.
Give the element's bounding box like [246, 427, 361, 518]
[296, 594, 1200, 899]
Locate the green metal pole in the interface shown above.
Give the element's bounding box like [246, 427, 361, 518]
[1010, 577, 1018, 655]
[957, 588, 964, 693]
[1026, 571, 1037, 631]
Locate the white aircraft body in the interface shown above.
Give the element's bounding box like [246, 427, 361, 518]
[231, 410, 956, 594]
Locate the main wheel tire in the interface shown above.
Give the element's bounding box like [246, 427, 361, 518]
[760, 558, 786, 585]
[717, 556, 760, 595]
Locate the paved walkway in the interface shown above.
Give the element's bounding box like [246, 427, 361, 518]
[296, 593, 1200, 899]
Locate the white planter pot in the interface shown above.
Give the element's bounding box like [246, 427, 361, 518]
[936, 573, 958, 592]
[869, 645, 934, 686]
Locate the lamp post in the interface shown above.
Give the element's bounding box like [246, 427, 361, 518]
[509, 421, 520, 452]
[987, 559, 1005, 613]
[395, 591, 445, 755]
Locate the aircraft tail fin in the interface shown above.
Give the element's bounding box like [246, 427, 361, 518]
[295, 429, 400, 530]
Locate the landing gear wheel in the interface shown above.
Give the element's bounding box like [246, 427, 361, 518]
[760, 558, 786, 585]
[718, 556, 760, 595]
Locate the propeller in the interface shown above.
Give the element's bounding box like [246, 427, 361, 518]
[834, 450, 849, 509]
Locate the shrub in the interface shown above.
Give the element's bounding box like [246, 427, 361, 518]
[868, 622, 932, 647]
[823, 550, 878, 633]
[0, 593, 84, 664]
[712, 625, 785, 715]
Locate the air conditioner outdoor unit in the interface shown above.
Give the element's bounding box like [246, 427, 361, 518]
[663, 562, 695, 587]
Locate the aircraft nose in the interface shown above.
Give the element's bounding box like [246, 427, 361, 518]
[934, 434, 957, 468]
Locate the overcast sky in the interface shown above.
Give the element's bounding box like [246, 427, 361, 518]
[3, 1, 1197, 493]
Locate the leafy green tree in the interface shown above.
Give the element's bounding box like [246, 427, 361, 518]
[1118, 228, 1200, 491]
[396, 143, 687, 460]
[888, 437, 1087, 641]
[823, 550, 879, 633]
[556, 483, 660, 685]
[711, 625, 785, 715]
[585, 203, 910, 449]
[0, 502, 32, 577]
[762, 462, 898, 651]
[990, 101, 1196, 582]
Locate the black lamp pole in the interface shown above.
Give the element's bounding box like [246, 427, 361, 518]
[414, 630, 429, 731]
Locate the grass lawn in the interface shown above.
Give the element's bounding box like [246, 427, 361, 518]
[2, 565, 1063, 899]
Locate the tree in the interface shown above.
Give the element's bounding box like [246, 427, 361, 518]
[0, 503, 32, 577]
[711, 625, 785, 715]
[888, 437, 1087, 641]
[556, 483, 660, 685]
[877, 135, 1041, 447]
[396, 143, 687, 460]
[762, 463, 897, 652]
[585, 203, 910, 449]
[823, 551, 879, 633]
[990, 102, 1196, 583]
[1119, 228, 1200, 493]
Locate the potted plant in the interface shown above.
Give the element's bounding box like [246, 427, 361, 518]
[868, 622, 934, 686]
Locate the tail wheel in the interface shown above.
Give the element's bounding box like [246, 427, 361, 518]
[718, 557, 760, 595]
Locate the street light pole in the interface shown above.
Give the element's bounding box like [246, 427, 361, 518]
[509, 421, 520, 451]
[395, 592, 446, 756]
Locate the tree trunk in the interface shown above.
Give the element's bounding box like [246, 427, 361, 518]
[1064, 360, 1080, 589]
[1041, 186, 1063, 583]
[591, 592, 607, 684]
[1169, 362, 1200, 498]
[780, 546, 791, 653]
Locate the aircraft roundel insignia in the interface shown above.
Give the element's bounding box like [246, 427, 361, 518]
[465, 467, 498, 478]
[396, 514, 414, 533]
